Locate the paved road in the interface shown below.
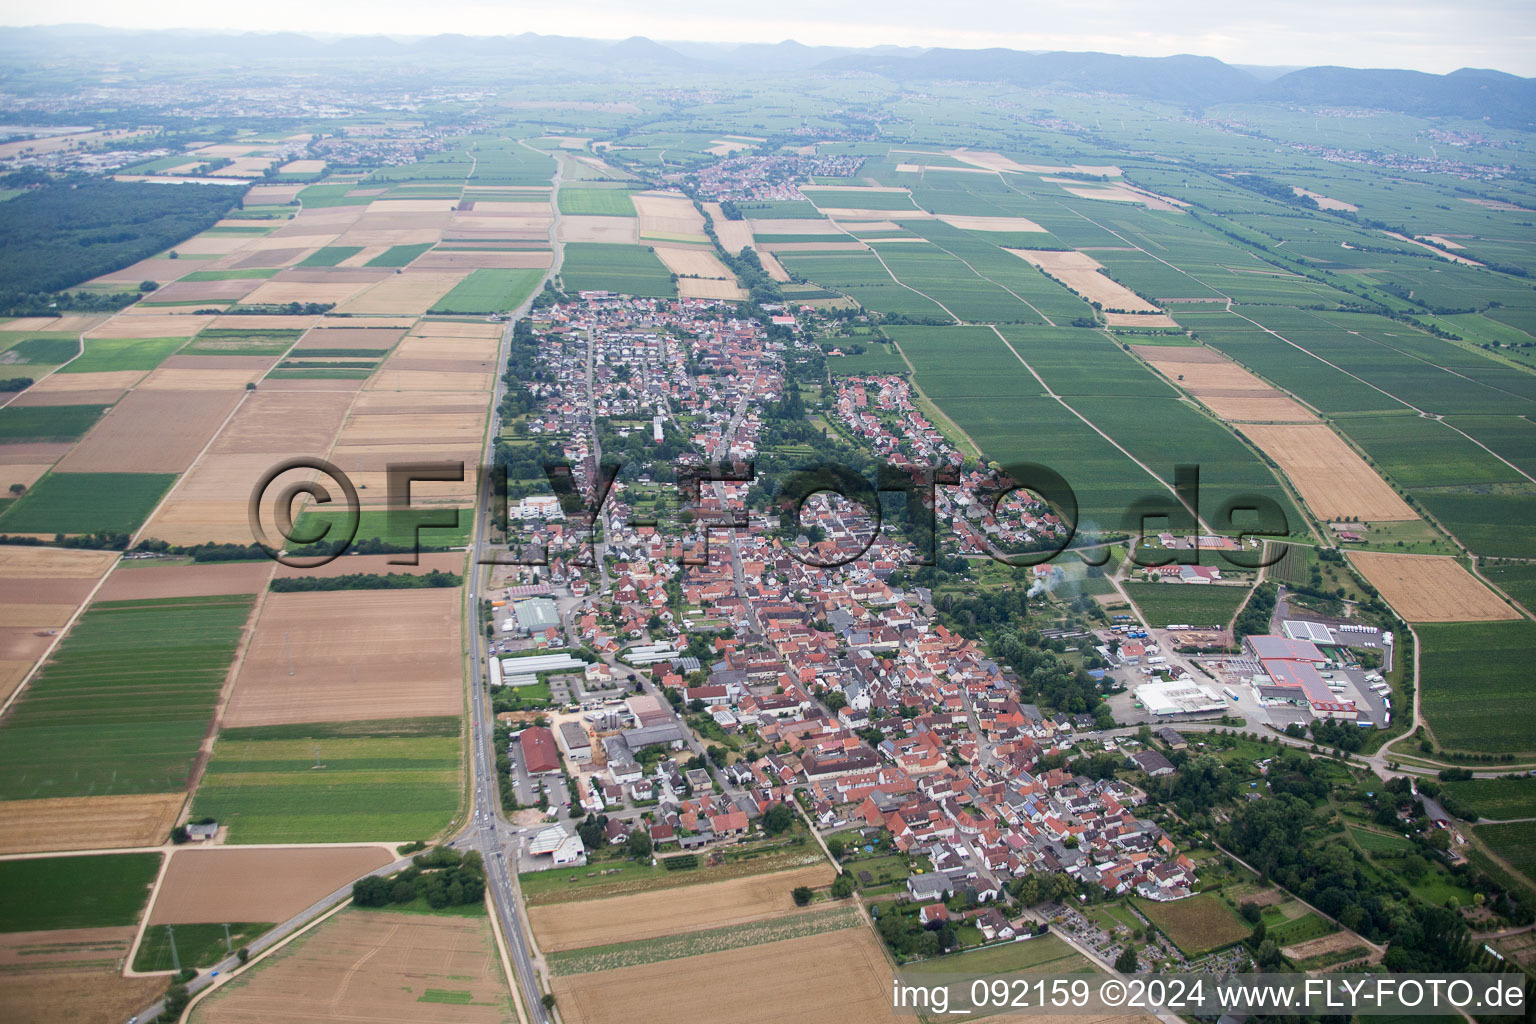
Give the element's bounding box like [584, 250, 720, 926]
[456, 143, 571, 1024]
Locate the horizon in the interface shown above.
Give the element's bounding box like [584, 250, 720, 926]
[4, 2, 1535, 77]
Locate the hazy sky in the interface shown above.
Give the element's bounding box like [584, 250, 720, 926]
[8, 0, 1536, 75]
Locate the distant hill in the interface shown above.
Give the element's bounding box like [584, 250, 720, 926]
[0, 26, 1531, 126]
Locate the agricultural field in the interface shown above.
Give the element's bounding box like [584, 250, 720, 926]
[187, 910, 512, 1024]
[558, 189, 636, 216]
[1121, 582, 1251, 628]
[1347, 552, 1518, 622]
[189, 719, 461, 843]
[1441, 777, 1536, 821]
[133, 921, 271, 973]
[1417, 621, 1536, 755]
[223, 588, 463, 727]
[0, 928, 168, 1024]
[559, 242, 676, 297]
[0, 853, 160, 932]
[1131, 892, 1250, 956]
[550, 925, 892, 1024]
[429, 268, 545, 315]
[0, 471, 177, 535]
[148, 847, 394, 925]
[528, 865, 835, 952]
[0, 594, 255, 799]
[1474, 822, 1536, 882]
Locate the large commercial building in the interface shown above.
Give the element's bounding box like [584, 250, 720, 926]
[519, 726, 561, 775]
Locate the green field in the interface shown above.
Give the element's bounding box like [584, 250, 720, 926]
[557, 189, 636, 216]
[0, 595, 255, 799]
[1417, 621, 1536, 754]
[1121, 581, 1252, 628]
[180, 268, 281, 282]
[0, 471, 177, 535]
[1474, 821, 1536, 881]
[559, 243, 676, 298]
[902, 933, 1090, 976]
[365, 243, 434, 267]
[133, 921, 270, 971]
[296, 246, 364, 267]
[429, 268, 545, 314]
[62, 337, 185, 373]
[1133, 892, 1251, 956]
[291, 507, 472, 549]
[190, 721, 461, 843]
[0, 853, 161, 932]
[1442, 777, 1536, 820]
[1478, 562, 1536, 612]
[1348, 825, 1415, 854]
[0, 403, 108, 443]
[520, 842, 823, 905]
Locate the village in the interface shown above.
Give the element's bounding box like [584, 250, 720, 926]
[473, 289, 1402, 968]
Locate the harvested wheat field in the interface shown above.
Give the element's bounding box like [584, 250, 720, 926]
[97, 561, 273, 601]
[294, 328, 406, 351]
[57, 390, 241, 474]
[412, 250, 551, 271]
[705, 203, 754, 251]
[0, 927, 138, 970]
[0, 630, 51, 700]
[1061, 183, 1186, 211]
[142, 453, 307, 545]
[678, 278, 749, 299]
[937, 214, 1046, 233]
[760, 240, 868, 253]
[1008, 249, 1161, 313]
[558, 216, 639, 244]
[368, 369, 494, 392]
[529, 865, 835, 952]
[337, 273, 466, 316]
[222, 589, 461, 727]
[1105, 311, 1179, 327]
[0, 960, 167, 1024]
[1237, 423, 1416, 521]
[1349, 552, 1519, 622]
[26, 371, 145, 393]
[0, 793, 183, 853]
[338, 412, 487, 446]
[189, 910, 510, 1024]
[413, 321, 503, 339]
[149, 847, 393, 925]
[0, 545, 118, 578]
[146, 279, 263, 304]
[758, 252, 790, 283]
[91, 314, 213, 340]
[240, 279, 376, 307]
[551, 926, 890, 1024]
[206, 390, 352, 454]
[1133, 345, 1317, 423]
[746, 218, 841, 236]
[633, 193, 707, 240]
[393, 338, 498, 362]
[0, 462, 57, 490]
[137, 368, 266, 391]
